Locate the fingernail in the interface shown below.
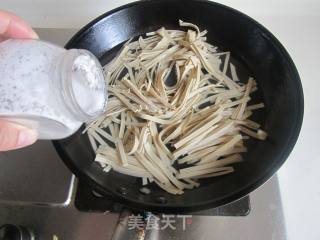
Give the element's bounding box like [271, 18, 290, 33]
[0, 17, 10, 34]
[29, 29, 39, 39]
[17, 129, 38, 147]
[9, 17, 39, 39]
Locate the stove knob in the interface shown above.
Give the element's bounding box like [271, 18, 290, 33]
[0, 224, 35, 240]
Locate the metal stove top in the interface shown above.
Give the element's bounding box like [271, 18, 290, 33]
[0, 141, 74, 206]
[0, 29, 287, 240]
[75, 181, 250, 216]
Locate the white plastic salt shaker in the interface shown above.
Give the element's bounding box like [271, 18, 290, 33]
[0, 39, 107, 139]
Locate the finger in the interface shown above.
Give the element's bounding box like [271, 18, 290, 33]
[0, 10, 38, 39]
[0, 120, 37, 151]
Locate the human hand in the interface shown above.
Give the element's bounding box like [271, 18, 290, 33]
[0, 10, 38, 151]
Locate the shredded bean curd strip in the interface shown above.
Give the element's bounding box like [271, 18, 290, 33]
[86, 20, 267, 194]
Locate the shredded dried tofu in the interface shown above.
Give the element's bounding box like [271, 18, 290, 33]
[86, 20, 267, 194]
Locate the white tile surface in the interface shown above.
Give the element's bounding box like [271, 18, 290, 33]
[1, 1, 319, 239]
[264, 15, 320, 240]
[0, 0, 319, 28]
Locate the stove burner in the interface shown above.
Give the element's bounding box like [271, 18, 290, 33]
[75, 181, 250, 216]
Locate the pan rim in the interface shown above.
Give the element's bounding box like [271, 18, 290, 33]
[54, 0, 304, 213]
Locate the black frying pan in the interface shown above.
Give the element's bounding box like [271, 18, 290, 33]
[53, 0, 303, 213]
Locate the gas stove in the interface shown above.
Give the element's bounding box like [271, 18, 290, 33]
[75, 180, 250, 216]
[0, 29, 286, 240]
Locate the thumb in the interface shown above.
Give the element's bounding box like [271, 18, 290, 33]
[0, 120, 37, 151]
[0, 10, 38, 39]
